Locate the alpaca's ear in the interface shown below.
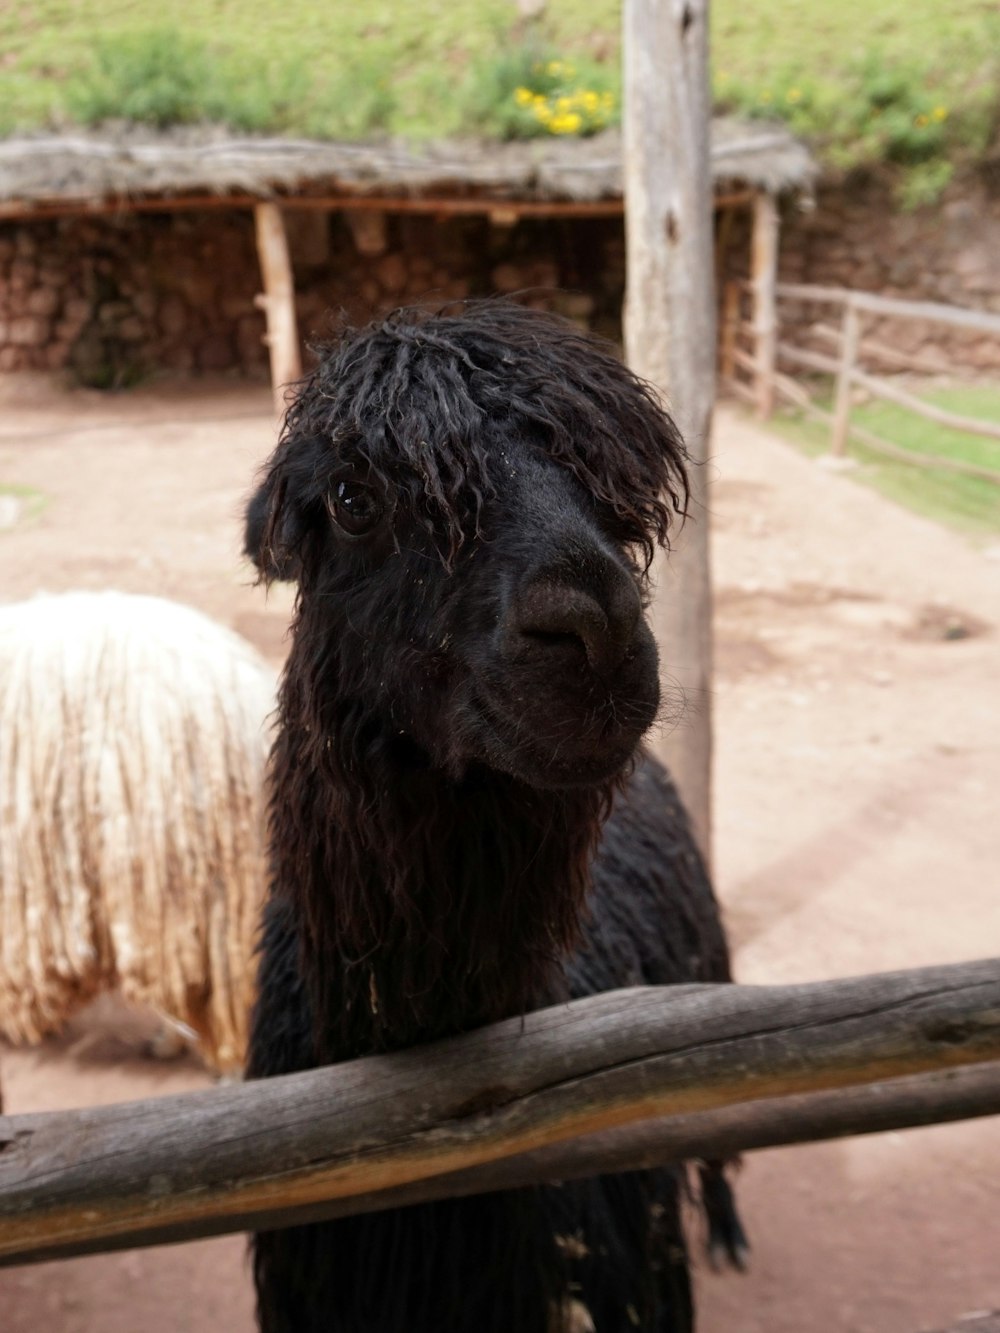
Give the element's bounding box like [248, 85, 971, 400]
[245, 435, 333, 583]
[243, 469, 303, 583]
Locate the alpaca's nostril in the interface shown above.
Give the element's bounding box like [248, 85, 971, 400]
[513, 580, 637, 677]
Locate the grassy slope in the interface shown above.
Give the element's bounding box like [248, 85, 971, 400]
[0, 0, 997, 139]
[712, 0, 993, 82]
[770, 386, 1000, 537]
[3, 2, 997, 535]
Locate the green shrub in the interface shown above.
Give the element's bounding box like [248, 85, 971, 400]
[67, 29, 216, 127]
[303, 53, 398, 139]
[65, 28, 316, 134]
[715, 41, 998, 206]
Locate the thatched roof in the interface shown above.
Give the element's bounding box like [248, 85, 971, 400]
[0, 119, 814, 215]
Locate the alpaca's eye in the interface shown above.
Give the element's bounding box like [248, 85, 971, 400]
[328, 480, 383, 536]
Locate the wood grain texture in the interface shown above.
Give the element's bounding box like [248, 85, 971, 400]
[622, 0, 716, 863]
[750, 190, 779, 418]
[851, 369, 1000, 447]
[2, 961, 999, 1265]
[253, 202, 302, 413]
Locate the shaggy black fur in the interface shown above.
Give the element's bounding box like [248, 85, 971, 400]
[245, 301, 745, 1333]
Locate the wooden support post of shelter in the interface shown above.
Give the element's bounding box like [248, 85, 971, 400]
[750, 189, 779, 418]
[253, 202, 302, 415]
[831, 299, 861, 457]
[719, 279, 741, 383]
[623, 0, 716, 864]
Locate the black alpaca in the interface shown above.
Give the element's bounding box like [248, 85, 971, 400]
[244, 301, 745, 1333]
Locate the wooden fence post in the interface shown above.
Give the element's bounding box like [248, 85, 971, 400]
[622, 0, 716, 864]
[720, 279, 741, 383]
[830, 300, 860, 457]
[253, 202, 302, 416]
[751, 189, 779, 418]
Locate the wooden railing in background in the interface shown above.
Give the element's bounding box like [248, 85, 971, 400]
[720, 279, 1000, 484]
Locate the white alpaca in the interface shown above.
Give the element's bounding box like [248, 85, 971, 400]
[0, 591, 275, 1072]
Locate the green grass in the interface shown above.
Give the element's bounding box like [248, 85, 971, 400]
[770, 383, 1000, 536]
[0, 0, 998, 188]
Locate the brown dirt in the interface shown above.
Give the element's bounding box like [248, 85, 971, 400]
[0, 383, 998, 1332]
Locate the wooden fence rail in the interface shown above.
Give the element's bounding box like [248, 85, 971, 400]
[720, 279, 1000, 479]
[773, 283, 1000, 336]
[2, 958, 999, 1267]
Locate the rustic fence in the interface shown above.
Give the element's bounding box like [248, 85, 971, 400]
[2, 958, 1000, 1266]
[721, 279, 1000, 483]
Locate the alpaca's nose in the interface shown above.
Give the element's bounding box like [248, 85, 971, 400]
[512, 569, 642, 678]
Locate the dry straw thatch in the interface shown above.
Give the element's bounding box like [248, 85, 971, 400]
[0, 591, 275, 1072]
[0, 120, 815, 212]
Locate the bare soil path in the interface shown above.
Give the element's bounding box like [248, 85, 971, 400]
[0, 382, 997, 1332]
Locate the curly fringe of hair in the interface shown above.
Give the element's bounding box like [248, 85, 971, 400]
[263, 299, 689, 574]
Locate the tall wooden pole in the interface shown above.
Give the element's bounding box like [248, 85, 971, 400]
[623, 0, 716, 862]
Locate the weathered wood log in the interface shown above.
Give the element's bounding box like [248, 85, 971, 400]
[719, 279, 742, 382]
[2, 960, 1000, 1266]
[776, 282, 1000, 336]
[623, 0, 716, 863]
[850, 368, 1000, 445]
[776, 341, 841, 376]
[773, 369, 814, 410]
[3, 1056, 998, 1266]
[811, 321, 952, 376]
[448, 1059, 1000, 1203]
[774, 391, 1000, 483]
[831, 301, 861, 457]
[750, 190, 779, 419]
[253, 201, 302, 414]
[0, 192, 755, 226]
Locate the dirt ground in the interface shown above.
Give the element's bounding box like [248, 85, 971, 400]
[0, 379, 997, 1333]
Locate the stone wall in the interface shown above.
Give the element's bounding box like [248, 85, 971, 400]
[775, 177, 1000, 374]
[0, 212, 268, 384]
[2, 176, 998, 385]
[0, 208, 625, 386]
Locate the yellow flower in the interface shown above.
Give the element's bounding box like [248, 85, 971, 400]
[582, 90, 599, 112]
[549, 111, 582, 134]
[932, 105, 948, 121]
[556, 95, 571, 113]
[547, 60, 563, 76]
[533, 100, 552, 122]
[532, 93, 547, 107]
[514, 86, 533, 107]
[786, 87, 802, 103]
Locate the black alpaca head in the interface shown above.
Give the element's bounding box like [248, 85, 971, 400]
[246, 301, 688, 795]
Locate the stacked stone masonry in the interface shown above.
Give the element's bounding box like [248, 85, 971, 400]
[0, 209, 623, 385]
[1, 177, 998, 383]
[732, 178, 1000, 376]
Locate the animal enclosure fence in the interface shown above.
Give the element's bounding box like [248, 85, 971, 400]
[721, 280, 1000, 484]
[2, 957, 1000, 1266]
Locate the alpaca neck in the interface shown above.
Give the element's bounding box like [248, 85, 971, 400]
[270, 709, 607, 1061]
